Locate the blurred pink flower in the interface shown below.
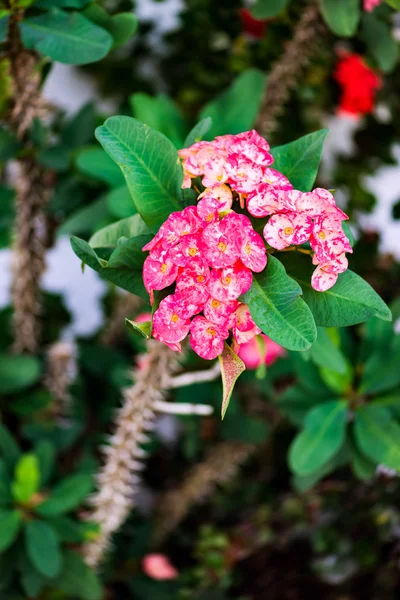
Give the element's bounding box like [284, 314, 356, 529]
[238, 334, 286, 370]
[142, 554, 179, 580]
[135, 312, 152, 323]
[364, 0, 381, 11]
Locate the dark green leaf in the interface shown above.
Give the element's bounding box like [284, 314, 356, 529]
[75, 146, 125, 187]
[243, 255, 317, 351]
[0, 460, 11, 505]
[62, 103, 96, 149]
[319, 362, 353, 394]
[0, 510, 22, 551]
[200, 69, 267, 138]
[89, 214, 150, 249]
[109, 12, 137, 48]
[34, 440, 55, 487]
[25, 521, 62, 578]
[349, 442, 376, 481]
[96, 116, 184, 232]
[130, 93, 186, 149]
[277, 385, 330, 426]
[106, 185, 136, 219]
[320, 0, 360, 36]
[0, 425, 21, 470]
[35, 473, 93, 516]
[21, 10, 113, 65]
[359, 336, 400, 394]
[0, 355, 41, 395]
[354, 405, 400, 471]
[9, 390, 51, 416]
[0, 17, 9, 44]
[184, 117, 212, 148]
[361, 13, 398, 72]
[36, 0, 91, 8]
[55, 549, 103, 600]
[19, 552, 44, 598]
[58, 197, 110, 236]
[38, 145, 70, 171]
[289, 400, 348, 475]
[0, 128, 21, 162]
[308, 327, 348, 374]
[270, 130, 328, 192]
[279, 252, 392, 326]
[251, 0, 289, 19]
[11, 454, 40, 504]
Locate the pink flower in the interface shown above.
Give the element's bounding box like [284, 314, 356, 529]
[262, 168, 293, 189]
[227, 155, 263, 193]
[207, 262, 252, 301]
[170, 290, 204, 319]
[247, 186, 283, 218]
[201, 220, 240, 268]
[363, 0, 381, 11]
[231, 304, 261, 345]
[143, 207, 202, 252]
[199, 184, 233, 212]
[311, 252, 348, 292]
[238, 334, 286, 369]
[197, 197, 219, 224]
[203, 297, 239, 327]
[190, 316, 229, 360]
[238, 228, 267, 273]
[169, 233, 203, 266]
[143, 250, 179, 304]
[135, 312, 152, 323]
[142, 554, 179, 580]
[263, 212, 313, 250]
[152, 296, 191, 344]
[310, 216, 352, 263]
[227, 138, 273, 167]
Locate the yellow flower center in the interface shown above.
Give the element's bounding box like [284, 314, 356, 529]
[238, 171, 245, 178]
[223, 276, 231, 285]
[206, 213, 214, 222]
[197, 275, 205, 283]
[245, 243, 251, 255]
[217, 241, 227, 252]
[207, 327, 216, 336]
[189, 247, 198, 256]
[283, 227, 293, 236]
[160, 263, 168, 273]
[318, 231, 326, 240]
[264, 178, 272, 184]
[217, 174, 223, 182]
[171, 314, 179, 323]
[211, 299, 220, 309]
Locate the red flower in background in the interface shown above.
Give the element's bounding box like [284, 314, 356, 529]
[239, 8, 267, 39]
[334, 52, 382, 118]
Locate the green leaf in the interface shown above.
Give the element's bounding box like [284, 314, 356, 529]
[222, 413, 269, 443]
[319, 362, 353, 394]
[308, 327, 348, 374]
[278, 252, 392, 327]
[251, 0, 289, 19]
[277, 385, 333, 426]
[0, 16, 9, 44]
[0, 510, 22, 551]
[11, 454, 40, 504]
[109, 12, 137, 48]
[219, 343, 246, 419]
[183, 117, 212, 148]
[36, 0, 91, 8]
[320, 0, 360, 37]
[25, 521, 62, 578]
[200, 69, 267, 138]
[361, 13, 398, 72]
[0, 128, 21, 162]
[349, 442, 376, 481]
[0, 355, 41, 394]
[35, 473, 93, 516]
[270, 130, 328, 192]
[75, 146, 125, 187]
[34, 440, 55, 487]
[38, 145, 70, 171]
[354, 405, 400, 471]
[385, 0, 400, 8]
[289, 400, 348, 475]
[359, 336, 400, 394]
[95, 116, 184, 232]
[55, 549, 103, 600]
[0, 460, 11, 505]
[21, 10, 113, 65]
[106, 185, 136, 219]
[47, 516, 87, 543]
[58, 197, 109, 237]
[130, 93, 187, 149]
[293, 443, 348, 492]
[8, 390, 52, 416]
[62, 103, 96, 149]
[19, 552, 44, 598]
[0, 424, 21, 469]
[89, 214, 150, 249]
[243, 255, 317, 351]
[125, 319, 152, 340]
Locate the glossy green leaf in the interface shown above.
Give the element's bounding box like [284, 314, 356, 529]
[0, 425, 21, 469]
[251, 0, 289, 18]
[0, 355, 41, 395]
[21, 10, 113, 65]
[219, 343, 246, 419]
[35, 473, 93, 516]
[0, 510, 22, 551]
[11, 454, 40, 504]
[96, 116, 184, 232]
[130, 93, 187, 149]
[289, 400, 348, 475]
[71, 235, 149, 298]
[89, 214, 150, 249]
[55, 549, 103, 600]
[200, 69, 267, 138]
[270, 130, 328, 192]
[243, 255, 317, 351]
[184, 117, 212, 148]
[75, 146, 125, 187]
[320, 0, 360, 37]
[125, 319, 152, 340]
[361, 13, 398, 72]
[25, 521, 62, 578]
[278, 252, 392, 326]
[354, 405, 400, 471]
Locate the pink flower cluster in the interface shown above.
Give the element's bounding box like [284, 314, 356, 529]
[179, 130, 352, 293]
[143, 206, 266, 359]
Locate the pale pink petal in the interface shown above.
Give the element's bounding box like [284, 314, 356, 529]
[152, 296, 190, 343]
[201, 221, 240, 268]
[203, 297, 239, 327]
[262, 168, 293, 189]
[198, 184, 233, 212]
[227, 155, 263, 194]
[311, 265, 339, 292]
[263, 212, 312, 249]
[239, 229, 267, 273]
[190, 316, 229, 360]
[247, 186, 282, 218]
[142, 554, 179, 580]
[196, 197, 219, 223]
[207, 263, 252, 302]
[143, 253, 179, 297]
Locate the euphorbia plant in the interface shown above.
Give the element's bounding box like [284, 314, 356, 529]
[71, 117, 391, 415]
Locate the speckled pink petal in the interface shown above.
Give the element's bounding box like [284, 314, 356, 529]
[311, 266, 339, 292]
[203, 297, 239, 327]
[152, 296, 191, 343]
[239, 229, 267, 273]
[190, 316, 229, 360]
[247, 186, 282, 218]
[262, 168, 293, 189]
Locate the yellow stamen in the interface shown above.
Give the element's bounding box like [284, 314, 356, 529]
[245, 243, 251, 255]
[160, 263, 168, 273]
[223, 276, 231, 285]
[197, 275, 205, 283]
[171, 314, 179, 323]
[283, 227, 293, 236]
[206, 327, 216, 336]
[318, 231, 326, 240]
[217, 174, 223, 182]
[188, 247, 198, 256]
[211, 299, 220, 309]
[217, 241, 227, 252]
